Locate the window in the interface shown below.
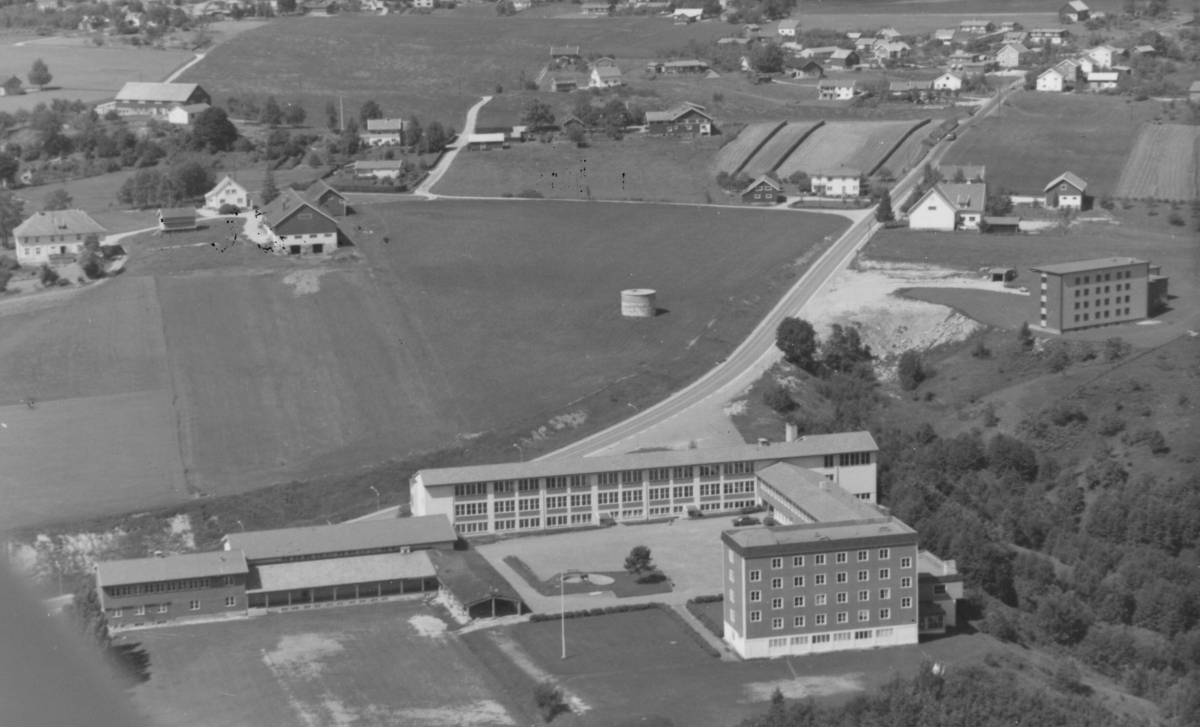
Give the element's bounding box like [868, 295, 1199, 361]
[648, 487, 670, 501]
[771, 578, 782, 589]
[878, 568, 890, 580]
[772, 598, 783, 610]
[189, 600, 200, 611]
[879, 588, 891, 600]
[814, 554, 826, 566]
[901, 597, 913, 609]
[519, 517, 541, 529]
[224, 597, 237, 608]
[855, 630, 871, 640]
[672, 486, 694, 499]
[724, 461, 753, 476]
[793, 576, 804, 587]
[698, 464, 720, 477]
[546, 476, 568, 490]
[729, 608, 736, 622]
[836, 592, 848, 604]
[724, 480, 754, 495]
[792, 556, 804, 567]
[814, 574, 826, 586]
[621, 490, 643, 503]
[858, 590, 869, 602]
[569, 494, 592, 507]
[857, 550, 869, 562]
[112, 609, 123, 618]
[597, 492, 619, 505]
[836, 552, 847, 564]
[454, 482, 486, 497]
[728, 588, 735, 602]
[812, 633, 830, 643]
[749, 570, 761, 582]
[858, 570, 869, 582]
[620, 469, 642, 484]
[815, 594, 827, 606]
[495, 500, 515, 513]
[570, 513, 592, 524]
[878, 548, 890, 560]
[933, 584, 947, 595]
[157, 604, 169, 614]
[597, 472, 619, 486]
[699, 483, 720, 497]
[547, 515, 569, 527]
[672, 466, 693, 479]
[836, 572, 847, 584]
[517, 478, 540, 492]
[771, 558, 783, 570]
[823, 455, 835, 468]
[900, 557, 912, 569]
[858, 610, 869, 622]
[837, 612, 848, 624]
[879, 608, 891, 620]
[728, 551, 734, 564]
[772, 618, 784, 630]
[793, 596, 805, 608]
[901, 577, 912, 589]
[750, 591, 762, 602]
[838, 452, 871, 466]
[519, 497, 540, 511]
[750, 611, 762, 623]
[794, 616, 805, 627]
[815, 614, 827, 626]
[495, 520, 516, 531]
[648, 468, 670, 482]
[546, 495, 567, 509]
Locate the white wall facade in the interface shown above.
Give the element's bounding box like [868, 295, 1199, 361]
[16, 237, 83, 264]
[1036, 71, 1064, 92]
[725, 623, 919, 659]
[272, 231, 336, 254]
[908, 191, 957, 231]
[206, 181, 248, 210]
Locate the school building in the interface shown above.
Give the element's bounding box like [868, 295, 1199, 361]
[409, 429, 879, 536]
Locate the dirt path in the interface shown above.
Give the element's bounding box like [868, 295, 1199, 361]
[415, 95, 492, 199]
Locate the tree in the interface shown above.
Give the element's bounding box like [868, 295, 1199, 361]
[260, 96, 283, 126]
[875, 187, 894, 222]
[283, 103, 306, 127]
[897, 349, 926, 390]
[407, 115, 423, 149]
[68, 578, 111, 651]
[28, 59, 52, 91]
[986, 185, 1014, 216]
[0, 152, 18, 186]
[192, 106, 238, 151]
[776, 317, 819, 374]
[170, 160, 214, 200]
[260, 166, 279, 205]
[278, 0, 297, 11]
[424, 121, 447, 153]
[325, 100, 339, 130]
[566, 124, 587, 147]
[821, 323, 873, 375]
[751, 43, 785, 73]
[359, 99, 383, 126]
[702, 0, 721, 16]
[624, 545, 655, 580]
[1017, 321, 1034, 350]
[39, 263, 58, 286]
[521, 99, 555, 130]
[42, 188, 72, 211]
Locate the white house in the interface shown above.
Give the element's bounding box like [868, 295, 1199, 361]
[354, 160, 405, 180]
[877, 27, 901, 40]
[589, 66, 623, 88]
[1060, 0, 1089, 21]
[817, 79, 857, 100]
[1087, 71, 1119, 91]
[13, 210, 107, 265]
[672, 7, 702, 20]
[932, 71, 964, 91]
[1036, 67, 1066, 92]
[908, 183, 986, 231]
[205, 176, 250, 210]
[166, 103, 210, 125]
[874, 41, 910, 61]
[361, 118, 408, 147]
[811, 167, 861, 197]
[1081, 44, 1126, 70]
[777, 18, 798, 37]
[995, 42, 1030, 68]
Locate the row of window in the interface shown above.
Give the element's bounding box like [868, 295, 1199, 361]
[747, 606, 901, 627]
[1072, 270, 1133, 286]
[1073, 282, 1133, 298]
[1073, 295, 1131, 309]
[106, 577, 238, 597]
[1073, 308, 1131, 324]
[744, 588, 899, 607]
[111, 597, 237, 617]
[742, 551, 908, 574]
[766, 628, 893, 648]
[449, 463, 761, 497]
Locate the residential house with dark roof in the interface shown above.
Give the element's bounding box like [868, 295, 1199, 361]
[996, 42, 1031, 68]
[1044, 171, 1087, 209]
[1059, 0, 1089, 22]
[550, 45, 581, 64]
[742, 172, 784, 205]
[96, 551, 250, 629]
[0, 75, 23, 96]
[166, 103, 210, 125]
[645, 102, 714, 136]
[959, 18, 994, 33]
[158, 207, 198, 232]
[304, 179, 348, 217]
[589, 65, 623, 88]
[13, 209, 107, 264]
[651, 59, 710, 74]
[1028, 28, 1069, 45]
[549, 74, 579, 92]
[354, 159, 405, 180]
[908, 183, 986, 231]
[790, 59, 824, 78]
[361, 118, 409, 147]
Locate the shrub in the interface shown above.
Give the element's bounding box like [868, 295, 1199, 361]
[1104, 337, 1130, 361]
[762, 516, 777, 526]
[38, 264, 58, 286]
[218, 203, 239, 215]
[1167, 211, 1185, 226]
[1124, 427, 1168, 453]
[1048, 400, 1087, 427]
[1096, 412, 1125, 436]
[897, 349, 926, 390]
[533, 681, 568, 722]
[981, 402, 999, 428]
[761, 382, 795, 413]
[0, 268, 11, 292]
[686, 598, 724, 638]
[1045, 342, 1071, 373]
[971, 338, 991, 359]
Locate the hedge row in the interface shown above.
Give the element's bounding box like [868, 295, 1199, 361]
[660, 604, 722, 658]
[689, 594, 724, 604]
[685, 597, 725, 639]
[528, 603, 657, 622]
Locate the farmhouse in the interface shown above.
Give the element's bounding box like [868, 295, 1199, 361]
[933, 29, 955, 45]
[877, 27, 901, 40]
[932, 72, 964, 92]
[874, 41, 910, 61]
[158, 207, 198, 232]
[354, 159, 405, 180]
[1059, 0, 1089, 22]
[1031, 257, 1168, 333]
[742, 173, 784, 205]
[960, 19, 994, 33]
[304, 179, 349, 218]
[777, 18, 798, 37]
[1131, 44, 1157, 57]
[95, 551, 250, 629]
[205, 175, 249, 211]
[361, 118, 409, 147]
[653, 59, 710, 74]
[1087, 71, 1119, 91]
[995, 42, 1030, 68]
[790, 60, 824, 79]
[166, 103, 210, 125]
[549, 74, 578, 92]
[799, 46, 839, 59]
[13, 210, 106, 265]
[1054, 58, 1082, 80]
[827, 48, 860, 68]
[1044, 171, 1087, 209]
[466, 133, 507, 150]
[947, 49, 979, 65]
[817, 79, 857, 100]
[939, 165, 985, 183]
[261, 189, 340, 255]
[580, 2, 608, 13]
[811, 167, 861, 197]
[645, 102, 714, 136]
[908, 183, 986, 231]
[1000, 21, 1023, 31]
[671, 7, 702, 21]
[410, 429, 881, 536]
[1028, 28, 1069, 45]
[1004, 30, 1029, 43]
[888, 80, 932, 101]
[589, 65, 623, 88]
[550, 45, 581, 64]
[0, 75, 22, 96]
[593, 57, 618, 68]
[1082, 44, 1127, 70]
[105, 82, 211, 118]
[1035, 68, 1065, 93]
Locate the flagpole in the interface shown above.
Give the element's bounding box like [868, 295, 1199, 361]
[561, 569, 566, 660]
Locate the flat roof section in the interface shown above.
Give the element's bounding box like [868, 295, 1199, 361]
[416, 432, 878, 487]
[722, 517, 917, 557]
[1031, 257, 1148, 275]
[223, 515, 457, 563]
[96, 550, 248, 588]
[247, 551, 436, 593]
[756, 462, 880, 522]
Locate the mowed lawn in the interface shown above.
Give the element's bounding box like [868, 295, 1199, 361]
[939, 92, 1158, 197]
[0, 40, 193, 113]
[899, 287, 1031, 331]
[125, 600, 520, 727]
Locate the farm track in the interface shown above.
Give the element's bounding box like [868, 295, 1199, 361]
[1113, 124, 1200, 201]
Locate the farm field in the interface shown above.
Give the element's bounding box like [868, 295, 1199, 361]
[0, 41, 193, 113]
[899, 287, 1031, 331]
[180, 14, 735, 130]
[741, 120, 823, 177]
[939, 92, 1159, 197]
[776, 120, 924, 178]
[125, 599, 520, 727]
[432, 135, 729, 203]
[713, 121, 784, 175]
[1113, 124, 1200, 202]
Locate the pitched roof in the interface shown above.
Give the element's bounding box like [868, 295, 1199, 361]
[1065, 0, 1089, 10]
[14, 209, 106, 239]
[261, 188, 335, 227]
[427, 548, 525, 608]
[158, 207, 196, 218]
[415, 432, 879, 487]
[96, 550, 248, 588]
[938, 183, 985, 211]
[1039, 67, 1065, 79]
[818, 79, 856, 88]
[960, 18, 992, 26]
[207, 175, 247, 197]
[303, 179, 344, 202]
[354, 159, 405, 170]
[467, 133, 507, 143]
[756, 462, 881, 523]
[1045, 171, 1087, 192]
[645, 102, 713, 122]
[115, 82, 204, 103]
[222, 515, 458, 562]
[934, 28, 955, 39]
[366, 118, 407, 132]
[815, 166, 861, 178]
[829, 48, 856, 59]
[661, 59, 708, 68]
[1000, 42, 1030, 53]
[742, 172, 783, 195]
[248, 551, 435, 593]
[593, 66, 622, 79]
[778, 19, 799, 30]
[1030, 257, 1147, 275]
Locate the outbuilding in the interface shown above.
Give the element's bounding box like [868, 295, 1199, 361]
[466, 133, 507, 150]
[741, 172, 784, 205]
[1044, 172, 1087, 209]
[158, 207, 198, 232]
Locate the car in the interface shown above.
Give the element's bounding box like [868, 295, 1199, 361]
[946, 132, 957, 140]
[732, 516, 761, 527]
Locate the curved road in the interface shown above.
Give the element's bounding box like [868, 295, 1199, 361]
[413, 95, 492, 198]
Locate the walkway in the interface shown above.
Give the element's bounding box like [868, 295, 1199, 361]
[165, 52, 206, 83]
[413, 95, 492, 199]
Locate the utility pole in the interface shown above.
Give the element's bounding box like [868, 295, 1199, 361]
[339, 95, 344, 132]
[561, 569, 566, 659]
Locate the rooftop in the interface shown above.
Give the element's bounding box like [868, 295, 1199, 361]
[723, 517, 916, 552]
[115, 82, 204, 103]
[158, 207, 196, 217]
[222, 515, 458, 562]
[816, 166, 861, 178]
[756, 462, 882, 522]
[934, 182, 986, 212]
[917, 549, 960, 578]
[1030, 257, 1149, 275]
[248, 551, 435, 593]
[354, 159, 406, 170]
[14, 209, 107, 239]
[365, 118, 407, 132]
[1044, 171, 1088, 191]
[415, 431, 878, 487]
[96, 550, 248, 588]
[428, 548, 524, 607]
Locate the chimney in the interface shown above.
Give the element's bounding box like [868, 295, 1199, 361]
[757, 437, 769, 447]
[784, 422, 799, 442]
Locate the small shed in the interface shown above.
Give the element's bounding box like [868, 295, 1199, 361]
[428, 549, 528, 620]
[983, 218, 1020, 234]
[987, 266, 1017, 281]
[466, 133, 507, 151]
[158, 207, 198, 232]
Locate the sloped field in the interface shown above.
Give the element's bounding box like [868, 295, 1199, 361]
[1114, 124, 1200, 201]
[714, 121, 786, 175]
[740, 121, 824, 177]
[777, 120, 925, 177]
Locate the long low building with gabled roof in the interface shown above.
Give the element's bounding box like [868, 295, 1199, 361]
[99, 82, 211, 117]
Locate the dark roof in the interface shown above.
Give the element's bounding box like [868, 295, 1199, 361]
[222, 515, 458, 562]
[427, 549, 525, 608]
[1030, 257, 1148, 275]
[96, 550, 248, 587]
[115, 82, 204, 103]
[304, 179, 345, 202]
[14, 210, 106, 238]
[1044, 171, 1087, 192]
[260, 189, 335, 228]
[158, 207, 196, 218]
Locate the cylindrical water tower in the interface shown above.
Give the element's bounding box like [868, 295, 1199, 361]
[621, 289, 657, 318]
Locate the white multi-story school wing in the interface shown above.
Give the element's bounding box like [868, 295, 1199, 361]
[410, 431, 879, 536]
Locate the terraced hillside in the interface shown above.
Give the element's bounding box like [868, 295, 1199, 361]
[740, 121, 825, 177]
[777, 120, 926, 177]
[1114, 124, 1200, 202]
[714, 121, 786, 175]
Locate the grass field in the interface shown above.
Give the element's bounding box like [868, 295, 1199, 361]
[939, 92, 1159, 197]
[0, 40, 193, 113]
[740, 120, 823, 177]
[432, 135, 729, 203]
[125, 599, 520, 727]
[900, 287, 1031, 331]
[713, 121, 785, 175]
[776, 120, 923, 178]
[1113, 124, 1200, 202]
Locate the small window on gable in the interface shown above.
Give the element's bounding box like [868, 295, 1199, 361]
[298, 213, 312, 220]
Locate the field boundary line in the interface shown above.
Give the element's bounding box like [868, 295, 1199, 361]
[871, 119, 930, 176]
[732, 120, 786, 177]
[768, 120, 824, 174]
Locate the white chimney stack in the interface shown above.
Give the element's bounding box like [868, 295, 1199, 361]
[784, 422, 799, 442]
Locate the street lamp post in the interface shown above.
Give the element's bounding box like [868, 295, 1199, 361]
[513, 442, 524, 462]
[560, 568, 566, 660]
[235, 519, 245, 531]
[369, 486, 381, 511]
